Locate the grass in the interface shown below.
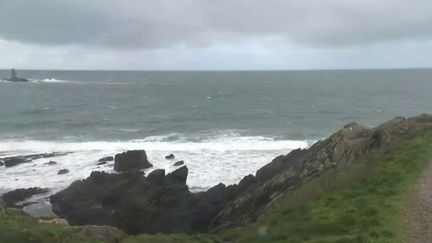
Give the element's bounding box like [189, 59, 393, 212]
[1, 129, 431, 243]
[0, 209, 106, 243]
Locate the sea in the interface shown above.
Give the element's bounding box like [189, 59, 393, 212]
[0, 69, 431, 194]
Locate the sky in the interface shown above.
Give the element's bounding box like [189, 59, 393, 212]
[1, 0, 432, 70]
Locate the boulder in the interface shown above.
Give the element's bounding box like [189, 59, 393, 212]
[114, 150, 153, 172]
[58, 169, 69, 175]
[2, 187, 49, 208]
[173, 160, 184, 166]
[46, 161, 58, 165]
[165, 154, 175, 160]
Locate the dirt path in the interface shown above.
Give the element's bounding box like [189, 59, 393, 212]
[407, 162, 432, 243]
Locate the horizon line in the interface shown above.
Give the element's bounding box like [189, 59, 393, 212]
[1, 67, 432, 72]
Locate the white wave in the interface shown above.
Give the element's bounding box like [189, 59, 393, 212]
[0, 135, 310, 154]
[30, 78, 70, 83]
[0, 134, 313, 194]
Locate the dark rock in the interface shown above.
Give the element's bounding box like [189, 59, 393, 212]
[114, 150, 153, 172]
[4, 158, 27, 167]
[2, 187, 49, 207]
[147, 169, 165, 183]
[58, 169, 69, 175]
[166, 166, 188, 185]
[98, 156, 114, 162]
[2, 152, 69, 168]
[173, 160, 184, 166]
[51, 165, 231, 235]
[97, 161, 107, 165]
[165, 154, 175, 160]
[0, 161, 3, 166]
[237, 174, 256, 193]
[46, 161, 58, 165]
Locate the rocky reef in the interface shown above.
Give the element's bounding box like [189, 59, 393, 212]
[42, 114, 432, 235]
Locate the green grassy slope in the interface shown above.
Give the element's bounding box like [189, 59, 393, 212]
[1, 129, 431, 243]
[0, 209, 104, 243]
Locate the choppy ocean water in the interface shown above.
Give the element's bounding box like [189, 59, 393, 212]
[0, 69, 431, 193]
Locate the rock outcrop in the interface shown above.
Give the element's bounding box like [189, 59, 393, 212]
[2, 187, 49, 208]
[114, 150, 153, 172]
[51, 166, 234, 234]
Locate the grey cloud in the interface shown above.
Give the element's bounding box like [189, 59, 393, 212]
[1, 0, 432, 49]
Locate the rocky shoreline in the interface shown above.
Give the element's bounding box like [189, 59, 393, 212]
[1, 114, 432, 236]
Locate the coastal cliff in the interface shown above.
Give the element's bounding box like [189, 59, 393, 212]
[2, 114, 432, 242]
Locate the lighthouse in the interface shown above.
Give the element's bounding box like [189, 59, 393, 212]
[6, 68, 28, 82]
[11, 68, 18, 81]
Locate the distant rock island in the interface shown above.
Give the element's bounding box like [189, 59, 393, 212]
[4, 68, 28, 82]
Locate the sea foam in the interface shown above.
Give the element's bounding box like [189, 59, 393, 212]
[0, 133, 312, 194]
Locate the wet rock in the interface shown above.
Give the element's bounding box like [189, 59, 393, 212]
[165, 154, 175, 160]
[98, 156, 114, 163]
[0, 161, 3, 166]
[45, 161, 57, 165]
[58, 169, 69, 175]
[173, 160, 184, 166]
[2, 152, 69, 168]
[97, 161, 107, 165]
[2, 187, 49, 208]
[114, 150, 153, 172]
[3, 158, 27, 167]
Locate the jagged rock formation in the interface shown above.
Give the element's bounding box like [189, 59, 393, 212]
[50, 114, 432, 235]
[50, 166, 234, 234]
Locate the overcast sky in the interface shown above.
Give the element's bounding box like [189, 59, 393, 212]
[1, 0, 432, 70]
